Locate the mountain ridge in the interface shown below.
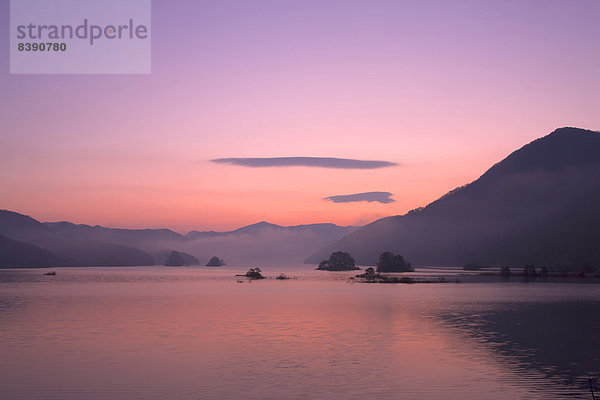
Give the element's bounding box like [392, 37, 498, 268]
[0, 209, 358, 267]
[306, 127, 600, 267]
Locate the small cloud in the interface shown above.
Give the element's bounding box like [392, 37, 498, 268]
[324, 191, 395, 204]
[210, 157, 397, 169]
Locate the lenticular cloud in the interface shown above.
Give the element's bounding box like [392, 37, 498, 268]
[324, 192, 395, 204]
[210, 157, 397, 169]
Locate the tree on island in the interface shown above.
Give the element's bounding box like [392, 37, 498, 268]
[376, 251, 413, 272]
[164, 250, 185, 266]
[316, 251, 359, 271]
[206, 256, 225, 267]
[235, 267, 265, 279]
[523, 264, 537, 277]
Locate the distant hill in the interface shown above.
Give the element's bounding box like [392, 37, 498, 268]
[0, 234, 59, 268]
[183, 222, 359, 265]
[42, 221, 183, 247]
[32, 238, 155, 267]
[151, 249, 200, 266]
[0, 210, 183, 246]
[185, 221, 355, 239]
[307, 127, 600, 267]
[0, 210, 155, 267]
[0, 210, 52, 241]
[0, 210, 357, 267]
[164, 250, 185, 266]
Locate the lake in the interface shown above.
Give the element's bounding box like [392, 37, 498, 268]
[0, 266, 599, 399]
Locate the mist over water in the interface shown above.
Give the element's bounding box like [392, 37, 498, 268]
[0, 266, 598, 399]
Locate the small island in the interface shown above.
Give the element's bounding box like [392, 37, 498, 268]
[236, 268, 265, 279]
[206, 256, 225, 267]
[376, 251, 413, 272]
[316, 251, 360, 271]
[355, 267, 415, 283]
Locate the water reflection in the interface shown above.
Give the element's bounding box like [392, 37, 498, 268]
[441, 300, 600, 395]
[0, 268, 598, 399]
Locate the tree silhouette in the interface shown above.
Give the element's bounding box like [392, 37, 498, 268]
[316, 251, 358, 271]
[376, 251, 413, 272]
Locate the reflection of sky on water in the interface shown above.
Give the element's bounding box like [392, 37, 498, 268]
[440, 301, 600, 394]
[0, 267, 598, 399]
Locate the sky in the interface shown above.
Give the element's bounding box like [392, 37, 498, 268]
[1, 0, 599, 232]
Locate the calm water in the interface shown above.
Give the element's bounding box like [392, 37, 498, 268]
[0, 266, 599, 399]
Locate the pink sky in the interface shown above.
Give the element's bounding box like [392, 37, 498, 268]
[1, 0, 599, 232]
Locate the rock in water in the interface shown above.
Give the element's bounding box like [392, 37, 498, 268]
[206, 256, 225, 267]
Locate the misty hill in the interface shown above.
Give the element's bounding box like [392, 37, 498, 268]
[0, 211, 155, 267]
[0, 234, 59, 268]
[0, 210, 52, 241]
[40, 218, 358, 265]
[43, 221, 183, 247]
[32, 238, 155, 267]
[181, 222, 359, 265]
[164, 251, 185, 266]
[307, 127, 600, 267]
[0, 210, 182, 246]
[185, 221, 354, 239]
[151, 249, 200, 266]
[0, 210, 357, 267]
[184, 221, 280, 239]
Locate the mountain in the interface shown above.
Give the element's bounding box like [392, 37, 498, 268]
[307, 127, 600, 267]
[185, 221, 352, 239]
[0, 210, 155, 267]
[182, 222, 359, 265]
[184, 221, 281, 239]
[230, 221, 283, 235]
[0, 210, 52, 241]
[0, 210, 357, 267]
[42, 221, 183, 247]
[164, 251, 185, 266]
[151, 249, 200, 266]
[0, 234, 59, 268]
[32, 238, 155, 267]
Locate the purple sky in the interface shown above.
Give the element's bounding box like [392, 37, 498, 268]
[1, 0, 599, 231]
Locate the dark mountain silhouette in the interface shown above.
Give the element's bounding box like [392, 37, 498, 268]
[32, 238, 155, 267]
[43, 221, 183, 247]
[307, 127, 600, 267]
[0, 234, 59, 268]
[0, 210, 52, 241]
[477, 180, 600, 267]
[0, 210, 182, 245]
[0, 210, 155, 267]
